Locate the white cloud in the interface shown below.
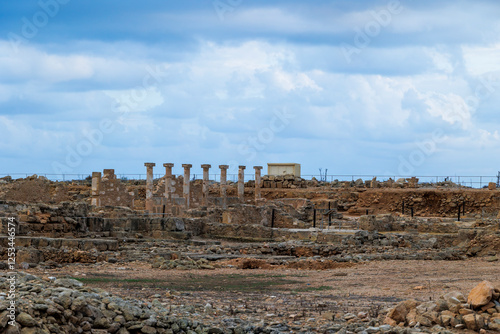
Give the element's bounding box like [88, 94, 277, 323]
[425, 48, 454, 73]
[462, 43, 500, 76]
[105, 87, 165, 114]
[2, 0, 500, 176]
[419, 91, 471, 128]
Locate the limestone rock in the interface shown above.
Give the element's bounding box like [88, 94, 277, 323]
[386, 299, 418, 324]
[468, 281, 495, 308]
[463, 313, 485, 331]
[54, 278, 83, 288]
[16, 312, 37, 327]
[0, 311, 10, 328]
[442, 291, 466, 310]
[489, 318, 500, 331]
[20, 328, 50, 334]
[416, 301, 437, 314]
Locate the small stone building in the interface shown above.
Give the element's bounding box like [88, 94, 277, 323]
[267, 163, 301, 177]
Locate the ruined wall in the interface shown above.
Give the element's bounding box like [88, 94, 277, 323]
[0, 175, 87, 203]
[1, 173, 499, 218]
[351, 189, 500, 217]
[260, 174, 307, 189]
[98, 169, 134, 207]
[0, 201, 188, 239]
[358, 214, 461, 233]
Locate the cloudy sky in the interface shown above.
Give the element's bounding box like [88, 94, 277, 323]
[1, 0, 500, 179]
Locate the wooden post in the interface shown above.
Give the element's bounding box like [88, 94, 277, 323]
[270, 208, 275, 239]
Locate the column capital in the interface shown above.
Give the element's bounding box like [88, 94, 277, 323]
[144, 162, 156, 167]
[253, 166, 263, 170]
[238, 165, 246, 170]
[92, 172, 102, 177]
[219, 165, 229, 170]
[182, 164, 193, 169]
[201, 164, 212, 169]
[163, 163, 174, 168]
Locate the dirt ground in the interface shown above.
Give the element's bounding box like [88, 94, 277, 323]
[25, 259, 500, 327]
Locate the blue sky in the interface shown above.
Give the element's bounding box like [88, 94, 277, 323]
[1, 0, 500, 178]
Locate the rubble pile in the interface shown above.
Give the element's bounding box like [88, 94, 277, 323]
[260, 175, 307, 189]
[385, 280, 500, 331]
[151, 256, 215, 270]
[0, 272, 403, 334]
[0, 273, 223, 334]
[0, 175, 87, 204]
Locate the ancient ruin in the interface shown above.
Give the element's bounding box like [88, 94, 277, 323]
[1, 164, 500, 333]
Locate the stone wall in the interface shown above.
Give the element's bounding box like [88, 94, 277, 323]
[0, 201, 189, 239]
[98, 169, 134, 207]
[358, 214, 460, 233]
[261, 174, 307, 189]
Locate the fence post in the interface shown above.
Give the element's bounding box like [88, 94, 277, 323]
[270, 208, 275, 239]
[328, 202, 332, 226]
[313, 209, 316, 228]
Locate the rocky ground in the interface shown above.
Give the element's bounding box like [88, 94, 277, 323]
[1, 177, 500, 333]
[0, 258, 496, 334]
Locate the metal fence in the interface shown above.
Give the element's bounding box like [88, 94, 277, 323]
[0, 173, 497, 188]
[301, 175, 499, 189]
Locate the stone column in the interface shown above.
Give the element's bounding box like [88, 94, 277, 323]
[238, 165, 246, 202]
[103, 169, 115, 179]
[219, 165, 229, 209]
[182, 164, 192, 208]
[253, 166, 263, 200]
[144, 163, 156, 212]
[201, 164, 211, 206]
[163, 163, 174, 205]
[91, 172, 101, 207]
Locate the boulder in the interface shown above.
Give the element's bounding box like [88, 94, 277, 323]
[16, 313, 37, 327]
[463, 313, 485, 331]
[416, 301, 438, 314]
[468, 281, 495, 308]
[386, 299, 418, 324]
[442, 291, 466, 309]
[489, 318, 500, 331]
[54, 278, 83, 288]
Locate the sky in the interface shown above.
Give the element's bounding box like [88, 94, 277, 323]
[1, 0, 500, 178]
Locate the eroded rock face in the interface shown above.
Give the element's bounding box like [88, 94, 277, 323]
[467, 280, 495, 308]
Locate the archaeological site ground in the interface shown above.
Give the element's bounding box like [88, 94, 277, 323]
[1, 165, 500, 334]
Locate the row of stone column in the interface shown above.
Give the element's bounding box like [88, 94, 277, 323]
[143, 163, 263, 212]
